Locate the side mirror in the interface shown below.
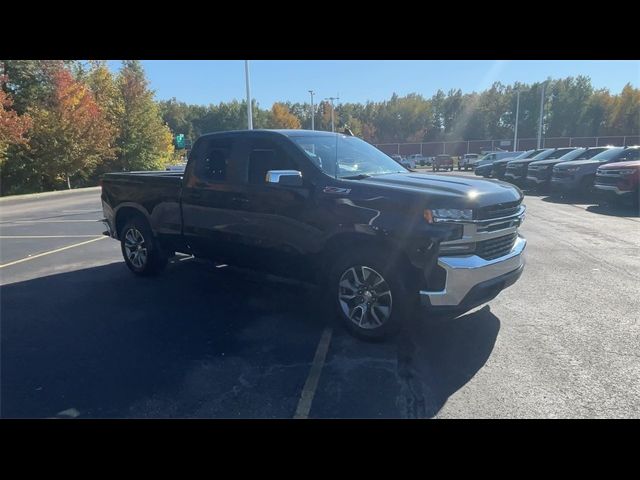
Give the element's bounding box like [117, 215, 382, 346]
[265, 170, 303, 187]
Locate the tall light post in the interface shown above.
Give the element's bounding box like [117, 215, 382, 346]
[308, 90, 315, 130]
[537, 82, 546, 149]
[513, 90, 520, 152]
[325, 96, 339, 132]
[245, 60, 253, 130]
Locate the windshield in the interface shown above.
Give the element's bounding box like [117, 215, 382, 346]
[589, 147, 625, 161]
[543, 148, 577, 160]
[292, 135, 408, 179]
[554, 148, 586, 162]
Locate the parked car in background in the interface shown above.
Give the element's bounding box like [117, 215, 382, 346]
[594, 159, 640, 207]
[504, 148, 576, 185]
[432, 154, 453, 171]
[526, 147, 610, 191]
[491, 150, 542, 180]
[459, 153, 479, 171]
[166, 162, 187, 172]
[475, 150, 535, 178]
[551, 146, 640, 195]
[406, 153, 430, 167]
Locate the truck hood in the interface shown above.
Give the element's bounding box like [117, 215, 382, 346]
[555, 159, 602, 170]
[492, 157, 518, 167]
[353, 173, 523, 208]
[598, 160, 640, 170]
[529, 158, 573, 167]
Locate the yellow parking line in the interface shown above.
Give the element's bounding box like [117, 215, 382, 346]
[0, 236, 107, 269]
[293, 327, 333, 419]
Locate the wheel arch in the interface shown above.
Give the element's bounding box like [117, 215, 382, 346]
[114, 203, 152, 239]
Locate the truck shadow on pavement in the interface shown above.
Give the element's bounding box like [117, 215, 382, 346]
[1, 259, 500, 419]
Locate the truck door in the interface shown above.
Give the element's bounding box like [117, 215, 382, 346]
[229, 135, 322, 280]
[180, 134, 248, 262]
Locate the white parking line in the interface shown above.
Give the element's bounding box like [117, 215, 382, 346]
[0, 235, 102, 239]
[0, 219, 99, 224]
[293, 327, 333, 419]
[0, 236, 107, 269]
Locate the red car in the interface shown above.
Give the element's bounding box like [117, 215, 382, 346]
[432, 154, 453, 172]
[594, 159, 640, 206]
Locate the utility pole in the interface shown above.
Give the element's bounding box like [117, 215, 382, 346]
[308, 90, 315, 130]
[325, 96, 339, 132]
[537, 82, 546, 149]
[245, 60, 253, 130]
[513, 90, 520, 152]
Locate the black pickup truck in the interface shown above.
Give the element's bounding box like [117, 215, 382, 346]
[101, 129, 527, 339]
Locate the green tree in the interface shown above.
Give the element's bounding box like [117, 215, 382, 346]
[115, 60, 173, 171]
[608, 83, 640, 136]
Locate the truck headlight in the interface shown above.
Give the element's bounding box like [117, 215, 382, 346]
[566, 167, 580, 173]
[424, 208, 473, 223]
[618, 169, 636, 175]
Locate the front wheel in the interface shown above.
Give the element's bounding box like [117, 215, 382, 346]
[120, 216, 168, 276]
[328, 248, 412, 341]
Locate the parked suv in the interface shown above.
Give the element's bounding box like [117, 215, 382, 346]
[491, 150, 528, 180]
[479, 150, 540, 178]
[594, 159, 640, 206]
[526, 147, 610, 191]
[551, 146, 640, 194]
[504, 148, 576, 185]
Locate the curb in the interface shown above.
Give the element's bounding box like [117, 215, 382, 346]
[0, 186, 101, 204]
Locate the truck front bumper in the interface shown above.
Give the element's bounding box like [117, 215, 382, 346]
[420, 235, 526, 308]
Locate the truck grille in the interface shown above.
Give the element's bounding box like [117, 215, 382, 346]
[476, 201, 521, 220]
[528, 166, 551, 180]
[595, 175, 619, 186]
[476, 233, 517, 260]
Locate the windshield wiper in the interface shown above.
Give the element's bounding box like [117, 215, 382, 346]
[340, 174, 371, 180]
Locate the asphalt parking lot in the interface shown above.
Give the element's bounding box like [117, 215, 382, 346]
[1, 173, 639, 419]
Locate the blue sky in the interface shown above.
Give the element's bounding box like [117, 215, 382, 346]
[107, 60, 639, 107]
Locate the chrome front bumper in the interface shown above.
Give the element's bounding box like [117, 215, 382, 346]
[420, 235, 526, 307]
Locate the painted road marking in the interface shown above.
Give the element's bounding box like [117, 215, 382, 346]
[293, 327, 333, 419]
[0, 219, 100, 224]
[0, 236, 107, 269]
[0, 235, 103, 239]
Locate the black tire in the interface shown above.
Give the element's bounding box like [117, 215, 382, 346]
[120, 215, 168, 276]
[327, 246, 413, 341]
[458, 165, 461, 171]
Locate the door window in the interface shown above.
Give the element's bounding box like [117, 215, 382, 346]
[248, 139, 297, 184]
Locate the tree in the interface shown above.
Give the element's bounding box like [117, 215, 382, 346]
[269, 102, 301, 129]
[115, 60, 174, 171]
[0, 74, 31, 164]
[608, 83, 640, 136]
[26, 68, 113, 189]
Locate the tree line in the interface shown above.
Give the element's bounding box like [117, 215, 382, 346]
[1, 60, 638, 196]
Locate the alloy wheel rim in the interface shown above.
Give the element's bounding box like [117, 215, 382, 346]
[338, 265, 392, 330]
[124, 227, 148, 269]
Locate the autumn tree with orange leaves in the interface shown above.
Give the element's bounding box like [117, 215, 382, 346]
[27, 68, 114, 189]
[269, 102, 301, 129]
[0, 75, 31, 164]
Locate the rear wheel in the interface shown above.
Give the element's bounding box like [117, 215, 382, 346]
[328, 247, 412, 341]
[120, 216, 168, 276]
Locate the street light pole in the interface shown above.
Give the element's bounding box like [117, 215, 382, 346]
[308, 90, 315, 130]
[513, 90, 520, 152]
[537, 82, 546, 149]
[325, 96, 339, 132]
[245, 60, 253, 130]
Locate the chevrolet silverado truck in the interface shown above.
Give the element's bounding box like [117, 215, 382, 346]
[101, 130, 527, 340]
[551, 146, 639, 195]
[594, 159, 640, 207]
